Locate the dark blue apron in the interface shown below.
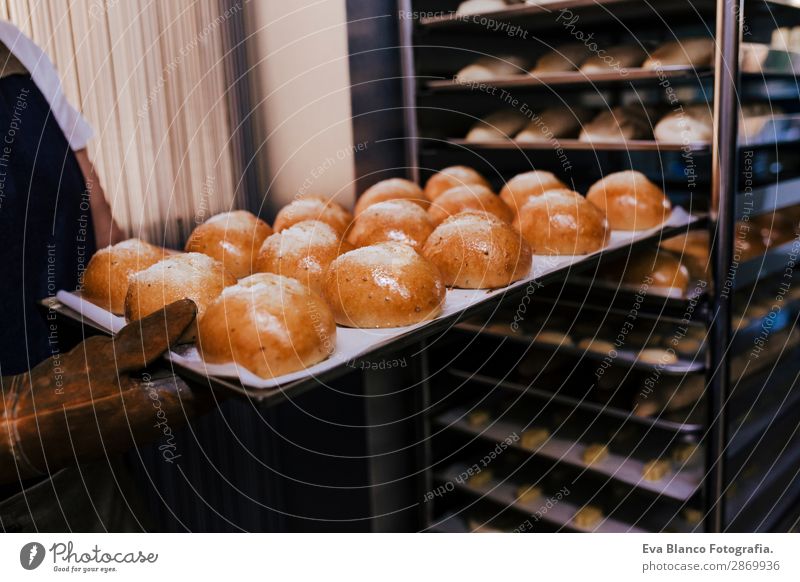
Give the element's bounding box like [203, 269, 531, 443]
[0, 73, 95, 376]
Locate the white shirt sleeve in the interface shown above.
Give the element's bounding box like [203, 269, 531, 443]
[0, 20, 94, 151]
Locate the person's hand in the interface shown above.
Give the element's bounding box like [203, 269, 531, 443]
[0, 299, 211, 484]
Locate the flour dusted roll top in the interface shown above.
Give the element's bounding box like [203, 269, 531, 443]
[619, 248, 690, 296]
[531, 44, 590, 73]
[456, 0, 507, 16]
[428, 184, 513, 226]
[273, 196, 353, 236]
[197, 273, 336, 379]
[466, 109, 529, 142]
[124, 253, 236, 340]
[82, 238, 166, 314]
[354, 178, 428, 216]
[424, 166, 490, 201]
[642, 37, 714, 69]
[423, 211, 531, 289]
[322, 243, 445, 328]
[586, 170, 671, 230]
[347, 200, 434, 252]
[499, 170, 567, 213]
[255, 220, 351, 295]
[514, 190, 609, 255]
[580, 45, 647, 72]
[654, 104, 713, 143]
[184, 210, 272, 279]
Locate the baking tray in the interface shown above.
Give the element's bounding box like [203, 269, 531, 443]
[49, 208, 698, 400]
[454, 321, 705, 374]
[434, 463, 643, 532]
[435, 408, 703, 501]
[447, 368, 706, 434]
[425, 66, 710, 91]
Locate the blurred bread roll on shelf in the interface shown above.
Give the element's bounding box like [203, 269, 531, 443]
[642, 37, 714, 69]
[531, 44, 590, 73]
[654, 104, 713, 143]
[579, 45, 647, 73]
[455, 55, 529, 82]
[465, 109, 530, 142]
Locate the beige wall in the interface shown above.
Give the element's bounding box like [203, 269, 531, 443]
[246, 0, 356, 211]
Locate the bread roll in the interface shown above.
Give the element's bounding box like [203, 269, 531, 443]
[273, 196, 353, 236]
[456, 0, 506, 16]
[197, 273, 336, 378]
[423, 211, 531, 288]
[466, 109, 529, 142]
[348, 200, 434, 252]
[618, 248, 690, 295]
[580, 45, 646, 72]
[586, 170, 671, 230]
[124, 253, 236, 340]
[424, 166, 490, 201]
[516, 107, 592, 142]
[654, 104, 713, 143]
[185, 210, 272, 279]
[642, 37, 714, 69]
[515, 190, 609, 255]
[82, 239, 166, 314]
[354, 178, 428, 216]
[531, 44, 590, 73]
[455, 55, 529, 82]
[740, 42, 770, 74]
[499, 170, 567, 212]
[579, 106, 652, 142]
[322, 243, 445, 328]
[428, 184, 513, 226]
[660, 230, 709, 279]
[255, 220, 351, 295]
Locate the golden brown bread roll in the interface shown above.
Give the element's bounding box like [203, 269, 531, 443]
[354, 178, 428, 216]
[347, 200, 434, 252]
[530, 44, 590, 73]
[617, 248, 690, 296]
[514, 190, 609, 255]
[82, 238, 165, 315]
[184, 210, 272, 279]
[642, 37, 714, 69]
[322, 242, 445, 328]
[499, 170, 567, 212]
[654, 104, 713, 143]
[124, 253, 236, 340]
[427, 184, 513, 226]
[255, 220, 351, 295]
[424, 166, 490, 201]
[580, 45, 647, 72]
[273, 196, 353, 236]
[573, 505, 604, 529]
[586, 170, 671, 230]
[197, 273, 336, 379]
[579, 105, 652, 142]
[660, 230, 710, 280]
[422, 211, 532, 288]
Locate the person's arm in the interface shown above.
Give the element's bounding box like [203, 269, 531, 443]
[73, 148, 126, 249]
[0, 300, 215, 484]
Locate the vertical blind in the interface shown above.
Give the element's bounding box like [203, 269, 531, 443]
[2, 0, 245, 247]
